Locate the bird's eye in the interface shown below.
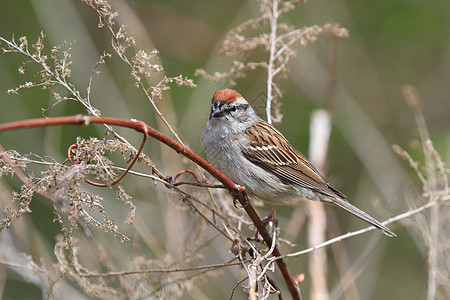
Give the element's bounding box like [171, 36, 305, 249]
[231, 106, 237, 112]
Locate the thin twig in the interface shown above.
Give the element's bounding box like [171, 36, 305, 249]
[272, 194, 447, 262]
[148, 258, 239, 297]
[230, 276, 249, 300]
[76, 260, 244, 278]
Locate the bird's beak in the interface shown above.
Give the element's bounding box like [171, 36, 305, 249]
[211, 106, 225, 118]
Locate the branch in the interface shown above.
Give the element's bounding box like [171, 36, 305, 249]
[0, 115, 301, 300]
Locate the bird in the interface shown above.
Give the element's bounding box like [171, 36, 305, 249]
[201, 89, 395, 237]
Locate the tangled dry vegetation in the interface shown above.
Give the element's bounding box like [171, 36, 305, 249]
[0, 0, 448, 299]
[196, 0, 348, 124]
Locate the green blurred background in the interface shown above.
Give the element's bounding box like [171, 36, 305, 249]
[0, 0, 448, 299]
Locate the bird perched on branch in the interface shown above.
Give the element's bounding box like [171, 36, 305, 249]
[201, 89, 395, 237]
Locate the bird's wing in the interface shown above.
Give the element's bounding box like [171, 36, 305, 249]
[242, 118, 345, 199]
[242, 119, 397, 237]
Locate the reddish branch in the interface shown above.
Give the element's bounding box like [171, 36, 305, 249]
[167, 169, 224, 189]
[0, 115, 301, 299]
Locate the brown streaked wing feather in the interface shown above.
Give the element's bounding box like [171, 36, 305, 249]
[243, 119, 345, 199]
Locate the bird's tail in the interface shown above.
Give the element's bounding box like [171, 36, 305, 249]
[331, 197, 396, 237]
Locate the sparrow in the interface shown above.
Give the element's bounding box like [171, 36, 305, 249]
[201, 89, 395, 237]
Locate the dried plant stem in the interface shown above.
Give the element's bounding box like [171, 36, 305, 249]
[266, 0, 279, 124]
[427, 203, 439, 300]
[0, 258, 244, 279]
[308, 109, 332, 300]
[85, 3, 189, 148]
[0, 144, 57, 204]
[0, 36, 136, 157]
[403, 85, 440, 300]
